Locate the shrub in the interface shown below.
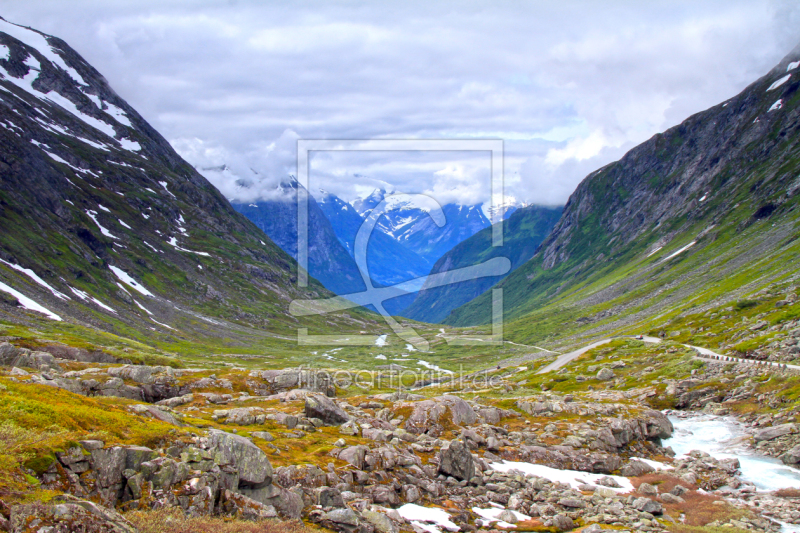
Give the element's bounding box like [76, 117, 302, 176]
[734, 300, 757, 310]
[126, 507, 312, 533]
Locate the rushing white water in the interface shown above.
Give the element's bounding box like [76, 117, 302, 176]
[665, 414, 800, 492]
[665, 413, 800, 533]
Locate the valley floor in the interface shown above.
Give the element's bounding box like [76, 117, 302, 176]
[1, 314, 800, 533]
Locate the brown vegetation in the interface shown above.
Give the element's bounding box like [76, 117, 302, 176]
[126, 507, 314, 533]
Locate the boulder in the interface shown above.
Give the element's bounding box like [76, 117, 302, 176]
[781, 444, 800, 465]
[10, 495, 136, 533]
[402, 395, 477, 435]
[633, 497, 663, 515]
[438, 439, 475, 481]
[596, 368, 615, 381]
[621, 459, 655, 477]
[305, 393, 350, 426]
[238, 484, 303, 519]
[338, 445, 368, 469]
[754, 423, 795, 442]
[207, 429, 273, 487]
[219, 489, 278, 520]
[363, 509, 399, 533]
[552, 514, 575, 531]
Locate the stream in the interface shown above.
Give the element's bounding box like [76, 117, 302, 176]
[664, 413, 800, 532]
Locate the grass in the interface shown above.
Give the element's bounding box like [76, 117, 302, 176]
[0, 378, 184, 502]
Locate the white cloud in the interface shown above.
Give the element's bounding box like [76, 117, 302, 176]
[4, 1, 800, 206]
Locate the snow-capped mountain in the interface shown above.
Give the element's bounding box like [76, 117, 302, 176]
[315, 189, 432, 289]
[350, 188, 491, 266]
[191, 168, 368, 297]
[0, 16, 363, 337]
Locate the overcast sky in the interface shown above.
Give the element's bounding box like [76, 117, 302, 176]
[5, 1, 800, 206]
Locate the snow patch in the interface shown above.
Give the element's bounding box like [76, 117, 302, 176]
[375, 334, 388, 347]
[0, 280, 61, 320]
[630, 457, 673, 471]
[787, 61, 800, 72]
[166, 237, 211, 257]
[142, 241, 161, 254]
[109, 265, 153, 297]
[98, 204, 110, 213]
[768, 99, 783, 112]
[119, 138, 141, 152]
[767, 74, 791, 92]
[375, 354, 387, 360]
[85, 210, 119, 239]
[405, 343, 418, 352]
[417, 359, 453, 374]
[1, 55, 42, 99]
[663, 241, 695, 261]
[472, 507, 531, 529]
[42, 90, 117, 138]
[397, 504, 459, 533]
[103, 102, 132, 127]
[150, 318, 174, 330]
[490, 460, 634, 492]
[118, 219, 132, 229]
[133, 299, 153, 315]
[0, 44, 9, 61]
[0, 259, 69, 300]
[68, 286, 116, 313]
[158, 181, 177, 198]
[0, 19, 88, 86]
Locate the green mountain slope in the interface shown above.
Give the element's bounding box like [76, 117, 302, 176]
[0, 18, 378, 359]
[401, 205, 562, 323]
[447, 43, 800, 350]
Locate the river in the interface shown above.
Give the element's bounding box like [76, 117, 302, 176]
[664, 413, 800, 532]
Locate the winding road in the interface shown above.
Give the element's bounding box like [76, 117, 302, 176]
[536, 335, 800, 373]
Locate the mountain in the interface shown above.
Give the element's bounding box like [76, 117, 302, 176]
[0, 17, 373, 349]
[402, 204, 562, 323]
[227, 179, 367, 297]
[446, 43, 800, 341]
[352, 188, 491, 266]
[315, 189, 432, 288]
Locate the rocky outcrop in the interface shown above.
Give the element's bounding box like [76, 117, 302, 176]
[9, 495, 136, 533]
[305, 393, 350, 426]
[438, 439, 475, 481]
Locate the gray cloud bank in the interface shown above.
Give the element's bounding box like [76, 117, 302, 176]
[5, 1, 800, 206]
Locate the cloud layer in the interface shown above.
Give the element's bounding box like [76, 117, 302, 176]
[6, 1, 800, 206]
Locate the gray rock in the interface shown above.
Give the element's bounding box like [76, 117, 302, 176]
[338, 445, 368, 469]
[558, 498, 585, 508]
[124, 446, 155, 471]
[633, 497, 663, 515]
[637, 482, 658, 496]
[497, 510, 519, 524]
[10, 495, 136, 533]
[596, 368, 615, 381]
[207, 429, 273, 487]
[438, 439, 475, 481]
[661, 493, 685, 504]
[621, 459, 655, 477]
[552, 514, 575, 531]
[305, 393, 350, 426]
[91, 447, 126, 489]
[755, 423, 795, 442]
[363, 510, 398, 533]
[781, 444, 800, 465]
[219, 489, 278, 520]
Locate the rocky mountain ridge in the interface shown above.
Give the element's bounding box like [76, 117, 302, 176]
[448, 41, 800, 330]
[0, 17, 371, 348]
